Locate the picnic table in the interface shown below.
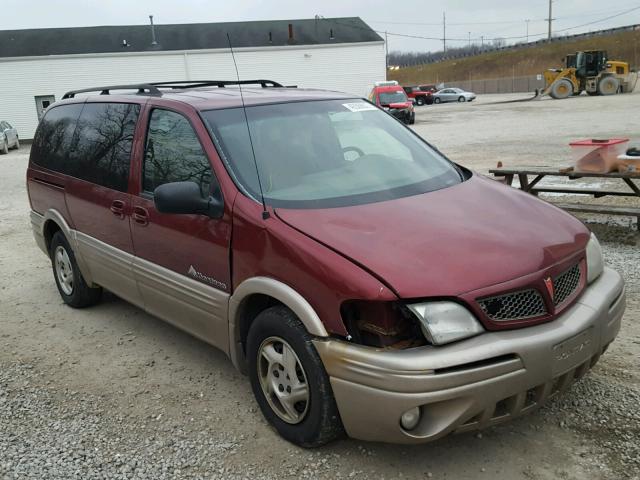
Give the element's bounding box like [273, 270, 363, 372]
[489, 166, 640, 229]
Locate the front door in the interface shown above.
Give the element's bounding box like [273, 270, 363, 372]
[130, 106, 232, 348]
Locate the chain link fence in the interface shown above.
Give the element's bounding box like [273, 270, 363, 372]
[443, 75, 545, 94]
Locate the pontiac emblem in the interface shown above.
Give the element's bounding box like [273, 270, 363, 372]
[544, 277, 555, 301]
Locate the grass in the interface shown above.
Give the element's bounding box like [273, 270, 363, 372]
[390, 29, 640, 85]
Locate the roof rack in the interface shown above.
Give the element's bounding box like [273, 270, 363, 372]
[149, 80, 284, 89]
[61, 79, 287, 100]
[62, 83, 162, 99]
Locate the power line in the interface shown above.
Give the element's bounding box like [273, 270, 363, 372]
[366, 3, 640, 29]
[322, 8, 640, 45]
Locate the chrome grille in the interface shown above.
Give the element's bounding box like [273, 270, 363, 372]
[478, 289, 547, 322]
[553, 264, 581, 306]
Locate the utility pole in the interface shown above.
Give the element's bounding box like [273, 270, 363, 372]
[546, 0, 554, 41]
[481, 35, 484, 49]
[442, 12, 446, 53]
[385, 31, 389, 80]
[525, 19, 530, 43]
[468, 31, 471, 48]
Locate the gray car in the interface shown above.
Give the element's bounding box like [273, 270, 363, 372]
[1, 121, 19, 154]
[432, 88, 476, 104]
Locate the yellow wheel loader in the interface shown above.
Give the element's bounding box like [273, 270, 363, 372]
[542, 50, 638, 99]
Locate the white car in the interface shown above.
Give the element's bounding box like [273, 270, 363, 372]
[432, 88, 476, 104]
[0, 121, 19, 154]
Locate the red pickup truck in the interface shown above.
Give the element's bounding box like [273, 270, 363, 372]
[402, 85, 435, 106]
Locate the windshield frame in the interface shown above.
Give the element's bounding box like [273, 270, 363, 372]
[199, 98, 466, 209]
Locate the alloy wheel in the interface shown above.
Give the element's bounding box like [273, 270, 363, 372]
[257, 336, 310, 424]
[54, 246, 74, 295]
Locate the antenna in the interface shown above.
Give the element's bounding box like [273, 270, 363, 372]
[226, 33, 270, 220]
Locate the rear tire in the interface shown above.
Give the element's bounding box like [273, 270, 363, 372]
[247, 306, 344, 447]
[434, 97, 441, 104]
[597, 76, 619, 96]
[416, 96, 424, 106]
[550, 79, 573, 99]
[50, 231, 102, 308]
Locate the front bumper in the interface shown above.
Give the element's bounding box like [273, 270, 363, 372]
[388, 109, 411, 122]
[313, 266, 625, 444]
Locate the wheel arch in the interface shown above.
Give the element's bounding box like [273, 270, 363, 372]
[43, 210, 75, 250]
[228, 277, 329, 373]
[37, 209, 95, 285]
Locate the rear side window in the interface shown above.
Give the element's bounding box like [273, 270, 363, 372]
[31, 104, 84, 173]
[31, 102, 139, 192]
[71, 103, 140, 191]
[143, 109, 212, 196]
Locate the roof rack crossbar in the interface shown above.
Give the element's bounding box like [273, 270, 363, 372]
[149, 79, 284, 89]
[62, 83, 163, 99]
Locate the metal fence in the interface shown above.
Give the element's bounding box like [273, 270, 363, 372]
[444, 75, 545, 94]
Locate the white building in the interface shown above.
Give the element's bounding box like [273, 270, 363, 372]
[0, 17, 385, 139]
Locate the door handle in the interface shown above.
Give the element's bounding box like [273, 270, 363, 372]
[110, 200, 125, 219]
[132, 206, 149, 226]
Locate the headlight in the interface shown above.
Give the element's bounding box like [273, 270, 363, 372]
[586, 233, 604, 284]
[407, 301, 484, 345]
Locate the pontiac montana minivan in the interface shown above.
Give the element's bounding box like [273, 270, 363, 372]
[27, 80, 625, 447]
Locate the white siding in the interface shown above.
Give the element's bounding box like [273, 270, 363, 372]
[0, 42, 385, 139]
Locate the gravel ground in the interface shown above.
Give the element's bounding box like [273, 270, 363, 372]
[1, 93, 639, 479]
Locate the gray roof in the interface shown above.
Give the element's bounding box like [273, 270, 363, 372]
[0, 17, 382, 58]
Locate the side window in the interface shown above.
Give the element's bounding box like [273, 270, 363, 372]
[70, 103, 140, 192]
[31, 104, 84, 173]
[143, 109, 213, 196]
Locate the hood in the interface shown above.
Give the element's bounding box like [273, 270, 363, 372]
[388, 102, 411, 109]
[275, 174, 589, 299]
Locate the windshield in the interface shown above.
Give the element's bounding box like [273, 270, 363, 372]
[202, 99, 463, 208]
[378, 91, 408, 105]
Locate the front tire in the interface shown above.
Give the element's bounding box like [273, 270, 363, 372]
[458, 96, 466, 102]
[550, 79, 573, 99]
[50, 231, 102, 308]
[1, 138, 8, 155]
[13, 138, 19, 149]
[597, 76, 619, 96]
[247, 306, 343, 447]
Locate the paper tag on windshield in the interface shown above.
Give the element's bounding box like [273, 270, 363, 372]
[342, 102, 377, 112]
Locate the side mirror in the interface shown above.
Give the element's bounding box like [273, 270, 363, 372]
[154, 181, 224, 218]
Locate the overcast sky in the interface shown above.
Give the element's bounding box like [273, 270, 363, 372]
[3, 0, 640, 52]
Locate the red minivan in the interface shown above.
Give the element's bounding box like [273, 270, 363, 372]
[27, 80, 625, 447]
[368, 81, 415, 124]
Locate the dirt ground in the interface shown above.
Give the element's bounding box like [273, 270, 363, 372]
[1, 92, 639, 480]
